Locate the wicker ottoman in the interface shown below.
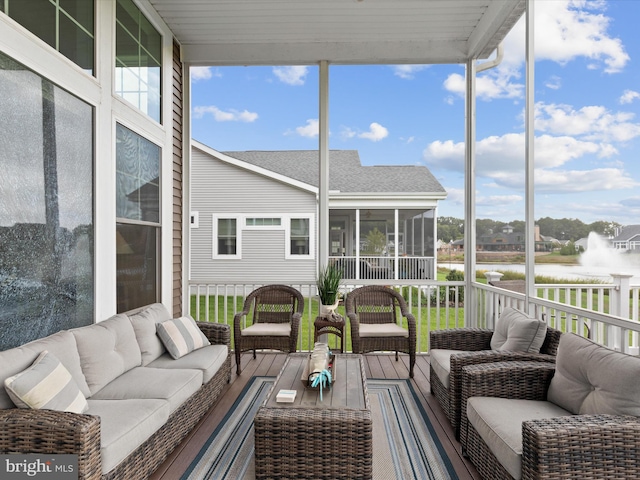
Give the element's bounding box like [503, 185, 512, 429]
[254, 354, 372, 479]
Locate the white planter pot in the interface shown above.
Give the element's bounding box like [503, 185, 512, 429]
[319, 299, 340, 317]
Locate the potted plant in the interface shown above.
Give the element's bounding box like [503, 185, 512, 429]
[316, 263, 343, 317]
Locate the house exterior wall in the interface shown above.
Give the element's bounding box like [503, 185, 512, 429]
[190, 148, 317, 284]
[172, 39, 184, 317]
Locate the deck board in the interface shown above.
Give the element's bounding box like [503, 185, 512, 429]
[150, 353, 481, 480]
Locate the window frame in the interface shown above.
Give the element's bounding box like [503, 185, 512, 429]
[213, 214, 242, 259]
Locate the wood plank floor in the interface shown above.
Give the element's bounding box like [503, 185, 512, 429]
[150, 353, 481, 480]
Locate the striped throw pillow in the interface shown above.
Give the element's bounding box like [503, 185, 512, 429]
[4, 350, 89, 413]
[156, 316, 211, 359]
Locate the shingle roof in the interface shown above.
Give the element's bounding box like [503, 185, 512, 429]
[221, 150, 446, 194]
[613, 225, 640, 241]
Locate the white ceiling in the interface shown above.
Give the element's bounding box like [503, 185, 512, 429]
[149, 0, 525, 66]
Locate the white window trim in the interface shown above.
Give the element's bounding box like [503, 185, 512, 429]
[285, 215, 315, 260]
[213, 214, 242, 259]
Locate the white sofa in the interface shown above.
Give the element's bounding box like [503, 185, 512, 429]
[0, 303, 231, 480]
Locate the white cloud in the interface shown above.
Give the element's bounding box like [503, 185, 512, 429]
[190, 67, 219, 81]
[295, 119, 319, 138]
[533, 167, 638, 192]
[443, 68, 523, 101]
[535, 102, 640, 143]
[193, 105, 258, 122]
[545, 75, 562, 90]
[391, 65, 429, 79]
[620, 90, 640, 104]
[446, 1, 630, 102]
[504, 0, 629, 73]
[423, 132, 615, 178]
[273, 66, 309, 86]
[476, 194, 523, 207]
[358, 123, 389, 142]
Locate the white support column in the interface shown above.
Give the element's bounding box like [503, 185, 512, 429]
[394, 209, 399, 279]
[318, 61, 330, 271]
[182, 62, 192, 315]
[464, 58, 477, 327]
[524, 0, 536, 313]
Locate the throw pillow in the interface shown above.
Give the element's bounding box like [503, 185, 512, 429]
[157, 316, 211, 359]
[4, 350, 89, 413]
[489, 307, 547, 353]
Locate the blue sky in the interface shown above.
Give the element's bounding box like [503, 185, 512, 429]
[190, 0, 640, 226]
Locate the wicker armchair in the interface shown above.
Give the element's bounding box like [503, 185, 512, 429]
[429, 324, 562, 437]
[460, 358, 640, 480]
[234, 284, 304, 374]
[346, 285, 416, 378]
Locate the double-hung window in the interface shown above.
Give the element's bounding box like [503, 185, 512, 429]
[115, 124, 161, 313]
[214, 216, 241, 258]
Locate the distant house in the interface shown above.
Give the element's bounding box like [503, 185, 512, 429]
[612, 225, 640, 251]
[478, 225, 525, 252]
[190, 141, 446, 284]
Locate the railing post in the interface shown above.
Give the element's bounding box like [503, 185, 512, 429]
[610, 273, 633, 351]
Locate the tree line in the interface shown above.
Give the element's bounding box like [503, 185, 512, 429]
[437, 217, 622, 244]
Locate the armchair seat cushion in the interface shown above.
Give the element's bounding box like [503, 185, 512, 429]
[359, 323, 408, 338]
[240, 323, 291, 336]
[429, 349, 460, 389]
[467, 397, 572, 480]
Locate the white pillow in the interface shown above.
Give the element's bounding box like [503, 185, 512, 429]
[157, 316, 211, 359]
[4, 350, 89, 413]
[490, 307, 548, 353]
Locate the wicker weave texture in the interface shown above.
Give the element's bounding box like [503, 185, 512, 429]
[234, 284, 304, 374]
[429, 327, 561, 436]
[254, 354, 372, 479]
[346, 285, 416, 378]
[460, 360, 640, 479]
[0, 321, 231, 480]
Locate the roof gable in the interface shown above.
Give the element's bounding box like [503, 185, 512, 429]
[220, 149, 446, 195]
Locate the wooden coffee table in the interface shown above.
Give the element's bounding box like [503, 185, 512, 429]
[254, 353, 372, 479]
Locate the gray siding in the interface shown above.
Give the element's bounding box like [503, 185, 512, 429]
[190, 148, 317, 284]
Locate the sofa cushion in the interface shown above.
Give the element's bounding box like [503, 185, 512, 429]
[4, 351, 88, 413]
[86, 398, 170, 474]
[547, 333, 640, 416]
[429, 349, 460, 389]
[128, 303, 172, 366]
[156, 316, 210, 359]
[467, 397, 572, 480]
[148, 344, 228, 383]
[490, 307, 547, 353]
[90, 366, 203, 413]
[72, 314, 142, 396]
[0, 330, 90, 409]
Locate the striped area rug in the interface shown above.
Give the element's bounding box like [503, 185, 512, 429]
[182, 377, 458, 480]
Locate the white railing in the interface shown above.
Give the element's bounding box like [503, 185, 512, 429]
[188, 278, 640, 355]
[474, 281, 640, 354]
[329, 255, 435, 280]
